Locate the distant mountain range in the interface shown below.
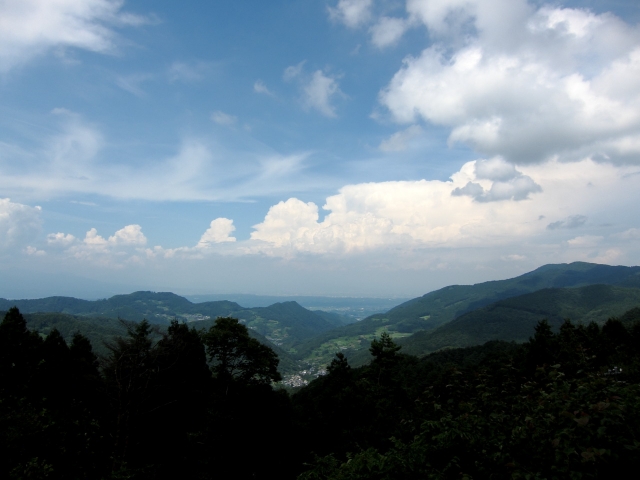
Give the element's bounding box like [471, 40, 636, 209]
[0, 291, 356, 351]
[293, 262, 640, 366]
[3, 261, 640, 376]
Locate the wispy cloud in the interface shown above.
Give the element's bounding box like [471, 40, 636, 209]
[0, 0, 153, 72]
[547, 215, 588, 230]
[253, 80, 274, 96]
[168, 61, 211, 83]
[211, 111, 237, 126]
[115, 73, 153, 96]
[284, 62, 345, 117]
[328, 0, 373, 28]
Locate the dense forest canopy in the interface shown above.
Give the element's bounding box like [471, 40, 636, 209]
[2, 302, 640, 479]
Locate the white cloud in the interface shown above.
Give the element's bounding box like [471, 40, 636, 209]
[452, 157, 541, 202]
[44, 109, 104, 180]
[13, 158, 640, 294]
[0, 198, 42, 250]
[108, 224, 146, 245]
[370, 17, 409, 48]
[0, 114, 318, 202]
[0, 0, 151, 72]
[254, 80, 273, 96]
[251, 198, 321, 250]
[284, 63, 344, 117]
[47, 232, 76, 247]
[379, 0, 640, 165]
[328, 0, 373, 28]
[24, 245, 46, 256]
[80, 224, 146, 249]
[48, 224, 148, 266]
[379, 125, 423, 152]
[567, 235, 603, 247]
[211, 111, 237, 126]
[616, 228, 640, 240]
[502, 254, 526, 261]
[283, 61, 305, 81]
[197, 218, 236, 247]
[168, 61, 210, 83]
[303, 70, 343, 117]
[115, 73, 153, 96]
[248, 158, 640, 255]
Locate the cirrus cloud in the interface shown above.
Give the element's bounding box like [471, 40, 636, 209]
[0, 0, 152, 72]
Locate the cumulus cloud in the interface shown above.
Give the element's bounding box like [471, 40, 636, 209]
[197, 218, 236, 247]
[547, 215, 588, 230]
[0, 0, 151, 72]
[452, 157, 541, 202]
[247, 158, 640, 256]
[328, 0, 373, 28]
[46, 224, 149, 266]
[79, 225, 146, 249]
[211, 111, 237, 126]
[251, 199, 321, 249]
[47, 232, 76, 247]
[0, 198, 42, 250]
[378, 0, 640, 165]
[24, 245, 45, 256]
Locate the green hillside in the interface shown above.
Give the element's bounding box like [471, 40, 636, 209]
[0, 309, 302, 375]
[293, 262, 640, 367]
[0, 291, 243, 323]
[398, 284, 640, 357]
[0, 292, 342, 347]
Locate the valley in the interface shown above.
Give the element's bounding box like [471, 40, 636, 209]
[4, 261, 640, 384]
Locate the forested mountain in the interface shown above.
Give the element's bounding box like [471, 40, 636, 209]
[398, 284, 640, 357]
[0, 292, 351, 348]
[293, 262, 640, 366]
[0, 291, 243, 323]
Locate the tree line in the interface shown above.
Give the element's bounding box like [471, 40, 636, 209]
[1, 306, 640, 479]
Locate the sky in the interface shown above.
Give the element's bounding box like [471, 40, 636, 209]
[1, 0, 640, 299]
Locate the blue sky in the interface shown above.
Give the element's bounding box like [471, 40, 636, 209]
[1, 0, 640, 299]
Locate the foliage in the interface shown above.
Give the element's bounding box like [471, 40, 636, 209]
[401, 284, 640, 357]
[202, 316, 282, 385]
[297, 316, 640, 479]
[3, 301, 640, 480]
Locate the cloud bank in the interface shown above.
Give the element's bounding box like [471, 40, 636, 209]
[30, 157, 639, 262]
